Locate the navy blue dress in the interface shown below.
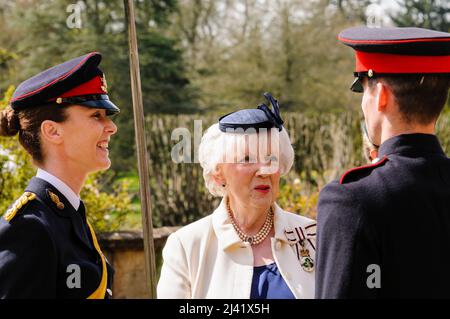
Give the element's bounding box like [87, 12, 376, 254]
[250, 262, 295, 299]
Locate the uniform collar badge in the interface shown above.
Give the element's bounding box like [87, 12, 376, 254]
[101, 73, 108, 93]
[47, 189, 65, 210]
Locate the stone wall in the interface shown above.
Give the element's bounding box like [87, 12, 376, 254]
[98, 227, 179, 299]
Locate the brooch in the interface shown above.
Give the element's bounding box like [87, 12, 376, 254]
[300, 242, 314, 272]
[284, 224, 316, 272]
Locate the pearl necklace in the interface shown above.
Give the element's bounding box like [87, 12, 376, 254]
[226, 198, 274, 246]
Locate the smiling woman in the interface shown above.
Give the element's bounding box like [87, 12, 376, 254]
[0, 52, 119, 299]
[157, 93, 317, 299]
[57, 106, 116, 173]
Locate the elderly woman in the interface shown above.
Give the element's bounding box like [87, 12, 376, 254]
[158, 93, 316, 299]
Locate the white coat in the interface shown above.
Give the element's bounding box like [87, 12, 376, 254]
[157, 198, 316, 299]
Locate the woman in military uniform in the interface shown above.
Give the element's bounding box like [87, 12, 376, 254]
[0, 52, 119, 298]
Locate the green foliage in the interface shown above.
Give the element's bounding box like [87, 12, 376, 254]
[0, 86, 35, 214]
[327, 0, 377, 22]
[391, 0, 450, 31]
[278, 174, 320, 220]
[0, 49, 18, 92]
[138, 31, 198, 114]
[81, 171, 134, 232]
[172, 0, 362, 113]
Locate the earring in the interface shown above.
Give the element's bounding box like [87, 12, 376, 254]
[222, 183, 226, 187]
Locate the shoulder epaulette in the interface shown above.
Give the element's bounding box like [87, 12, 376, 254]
[3, 192, 37, 222]
[340, 156, 388, 184]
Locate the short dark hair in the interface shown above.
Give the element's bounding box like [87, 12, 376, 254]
[0, 104, 69, 163]
[368, 76, 450, 124]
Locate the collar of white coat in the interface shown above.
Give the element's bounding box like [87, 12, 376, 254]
[36, 168, 81, 211]
[212, 196, 295, 251]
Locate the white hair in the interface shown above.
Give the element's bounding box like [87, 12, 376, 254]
[198, 123, 294, 197]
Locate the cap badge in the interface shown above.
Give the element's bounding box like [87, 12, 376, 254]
[368, 69, 374, 77]
[47, 190, 65, 210]
[101, 74, 108, 93]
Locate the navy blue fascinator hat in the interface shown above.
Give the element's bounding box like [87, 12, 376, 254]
[219, 92, 284, 132]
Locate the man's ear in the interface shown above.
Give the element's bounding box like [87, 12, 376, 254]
[40, 120, 63, 145]
[369, 149, 379, 162]
[376, 82, 390, 112]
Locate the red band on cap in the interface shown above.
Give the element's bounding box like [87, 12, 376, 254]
[11, 52, 99, 102]
[58, 75, 107, 98]
[355, 51, 450, 74]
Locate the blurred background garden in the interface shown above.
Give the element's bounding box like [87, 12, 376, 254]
[1, 0, 449, 296]
[1, 0, 449, 231]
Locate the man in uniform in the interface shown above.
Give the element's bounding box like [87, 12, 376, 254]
[315, 26, 450, 298]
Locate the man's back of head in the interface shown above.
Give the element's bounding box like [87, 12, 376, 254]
[338, 26, 450, 145]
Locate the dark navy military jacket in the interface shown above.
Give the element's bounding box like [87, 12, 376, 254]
[0, 177, 114, 298]
[316, 134, 450, 298]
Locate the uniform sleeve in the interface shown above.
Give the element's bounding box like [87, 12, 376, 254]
[315, 181, 380, 299]
[0, 214, 57, 299]
[157, 232, 191, 299]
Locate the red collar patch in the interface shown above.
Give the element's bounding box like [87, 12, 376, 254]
[340, 156, 388, 184]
